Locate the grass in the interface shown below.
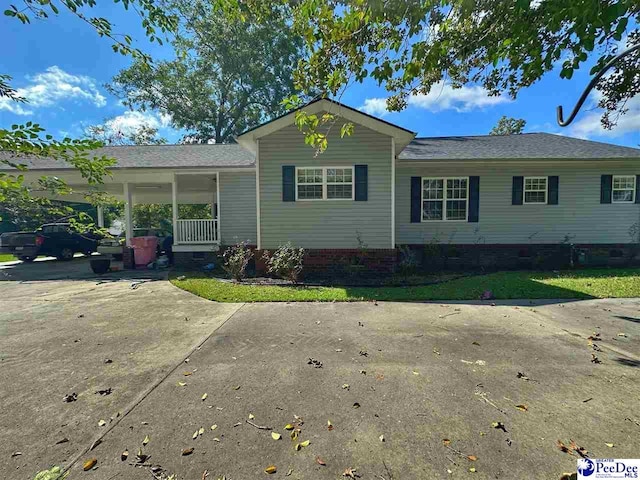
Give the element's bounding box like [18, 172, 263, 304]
[171, 267, 640, 302]
[0, 254, 16, 263]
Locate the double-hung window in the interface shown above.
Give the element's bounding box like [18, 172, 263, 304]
[612, 175, 636, 203]
[421, 177, 468, 221]
[296, 167, 354, 200]
[523, 177, 547, 204]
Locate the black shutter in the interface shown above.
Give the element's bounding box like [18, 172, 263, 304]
[282, 165, 295, 202]
[512, 176, 524, 205]
[468, 176, 479, 222]
[636, 175, 640, 204]
[354, 164, 368, 201]
[600, 175, 612, 204]
[410, 177, 421, 223]
[548, 176, 559, 205]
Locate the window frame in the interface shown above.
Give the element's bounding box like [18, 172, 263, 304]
[295, 166, 355, 201]
[523, 176, 548, 205]
[611, 175, 636, 204]
[420, 176, 469, 222]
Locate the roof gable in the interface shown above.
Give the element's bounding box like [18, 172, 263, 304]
[237, 98, 416, 155]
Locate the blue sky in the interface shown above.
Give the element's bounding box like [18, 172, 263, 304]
[1, 6, 638, 148]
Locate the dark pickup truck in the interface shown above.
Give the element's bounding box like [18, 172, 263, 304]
[0, 223, 101, 262]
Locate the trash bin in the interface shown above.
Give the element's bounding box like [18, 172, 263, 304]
[130, 236, 158, 267]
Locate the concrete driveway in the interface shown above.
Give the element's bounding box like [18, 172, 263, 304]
[1, 260, 639, 479]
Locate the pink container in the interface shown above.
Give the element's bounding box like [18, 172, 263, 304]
[130, 236, 158, 266]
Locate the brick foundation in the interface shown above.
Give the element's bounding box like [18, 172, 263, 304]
[174, 251, 219, 270]
[403, 243, 640, 271]
[256, 248, 398, 278]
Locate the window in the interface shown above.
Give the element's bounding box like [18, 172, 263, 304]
[296, 167, 354, 200]
[421, 177, 468, 221]
[524, 177, 547, 204]
[612, 175, 636, 203]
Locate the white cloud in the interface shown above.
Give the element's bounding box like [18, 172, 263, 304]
[569, 93, 640, 139]
[360, 81, 510, 116]
[94, 111, 165, 137]
[0, 66, 106, 115]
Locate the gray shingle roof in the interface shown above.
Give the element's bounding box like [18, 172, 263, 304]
[0, 144, 255, 170]
[399, 133, 640, 161]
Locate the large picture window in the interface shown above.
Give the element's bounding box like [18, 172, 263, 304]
[421, 177, 468, 221]
[296, 167, 354, 200]
[612, 175, 636, 203]
[524, 177, 547, 204]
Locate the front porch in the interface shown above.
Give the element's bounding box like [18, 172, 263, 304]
[92, 171, 222, 252]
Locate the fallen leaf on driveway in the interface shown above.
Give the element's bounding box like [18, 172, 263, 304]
[63, 393, 77, 403]
[515, 404, 528, 412]
[233, 385, 241, 390]
[343, 467, 358, 478]
[83, 458, 97, 471]
[177, 382, 187, 387]
[265, 465, 277, 474]
[286, 468, 293, 476]
[442, 439, 451, 446]
[271, 432, 281, 440]
[249, 413, 255, 420]
[184, 371, 193, 376]
[294, 443, 301, 451]
[491, 421, 506, 432]
[352, 402, 361, 409]
[201, 393, 208, 401]
[285, 424, 294, 430]
[193, 430, 199, 439]
[300, 440, 310, 447]
[143, 435, 150, 445]
[11, 452, 22, 457]
[605, 442, 614, 448]
[618, 333, 627, 337]
[327, 420, 334, 431]
[379, 434, 385, 442]
[121, 450, 128, 461]
[211, 424, 217, 430]
[316, 456, 326, 465]
[98, 420, 106, 427]
[199, 427, 205, 435]
[467, 455, 478, 461]
[182, 447, 194, 456]
[469, 467, 476, 473]
[342, 384, 350, 390]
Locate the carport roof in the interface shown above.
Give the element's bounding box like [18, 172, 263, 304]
[0, 143, 255, 170]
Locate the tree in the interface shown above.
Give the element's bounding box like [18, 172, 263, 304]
[218, 1, 637, 143]
[1, 1, 178, 225]
[86, 120, 167, 146]
[107, 0, 304, 144]
[490, 116, 526, 135]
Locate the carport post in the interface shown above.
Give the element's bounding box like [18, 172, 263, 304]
[172, 174, 179, 245]
[123, 182, 134, 246]
[96, 205, 104, 228]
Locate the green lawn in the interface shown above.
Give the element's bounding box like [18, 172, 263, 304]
[170, 268, 640, 302]
[0, 254, 16, 263]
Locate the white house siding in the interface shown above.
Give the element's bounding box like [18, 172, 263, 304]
[259, 121, 393, 249]
[395, 161, 640, 245]
[219, 170, 257, 245]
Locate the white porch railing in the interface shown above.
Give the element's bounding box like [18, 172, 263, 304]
[175, 219, 219, 244]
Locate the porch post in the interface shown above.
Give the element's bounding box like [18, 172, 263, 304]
[215, 171, 220, 242]
[96, 205, 104, 228]
[172, 174, 179, 245]
[123, 182, 133, 246]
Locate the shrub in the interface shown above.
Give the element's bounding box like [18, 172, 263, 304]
[222, 241, 253, 281]
[397, 245, 419, 275]
[263, 242, 305, 283]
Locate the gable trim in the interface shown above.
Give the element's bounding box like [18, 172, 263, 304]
[237, 98, 415, 156]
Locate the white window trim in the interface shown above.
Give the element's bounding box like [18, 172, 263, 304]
[523, 176, 548, 205]
[295, 166, 355, 201]
[612, 175, 636, 204]
[420, 176, 469, 222]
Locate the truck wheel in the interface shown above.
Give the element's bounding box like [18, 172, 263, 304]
[19, 256, 35, 262]
[57, 248, 74, 261]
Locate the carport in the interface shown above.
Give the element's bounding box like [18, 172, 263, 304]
[3, 144, 256, 256]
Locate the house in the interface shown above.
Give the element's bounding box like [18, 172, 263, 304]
[4, 98, 640, 271]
